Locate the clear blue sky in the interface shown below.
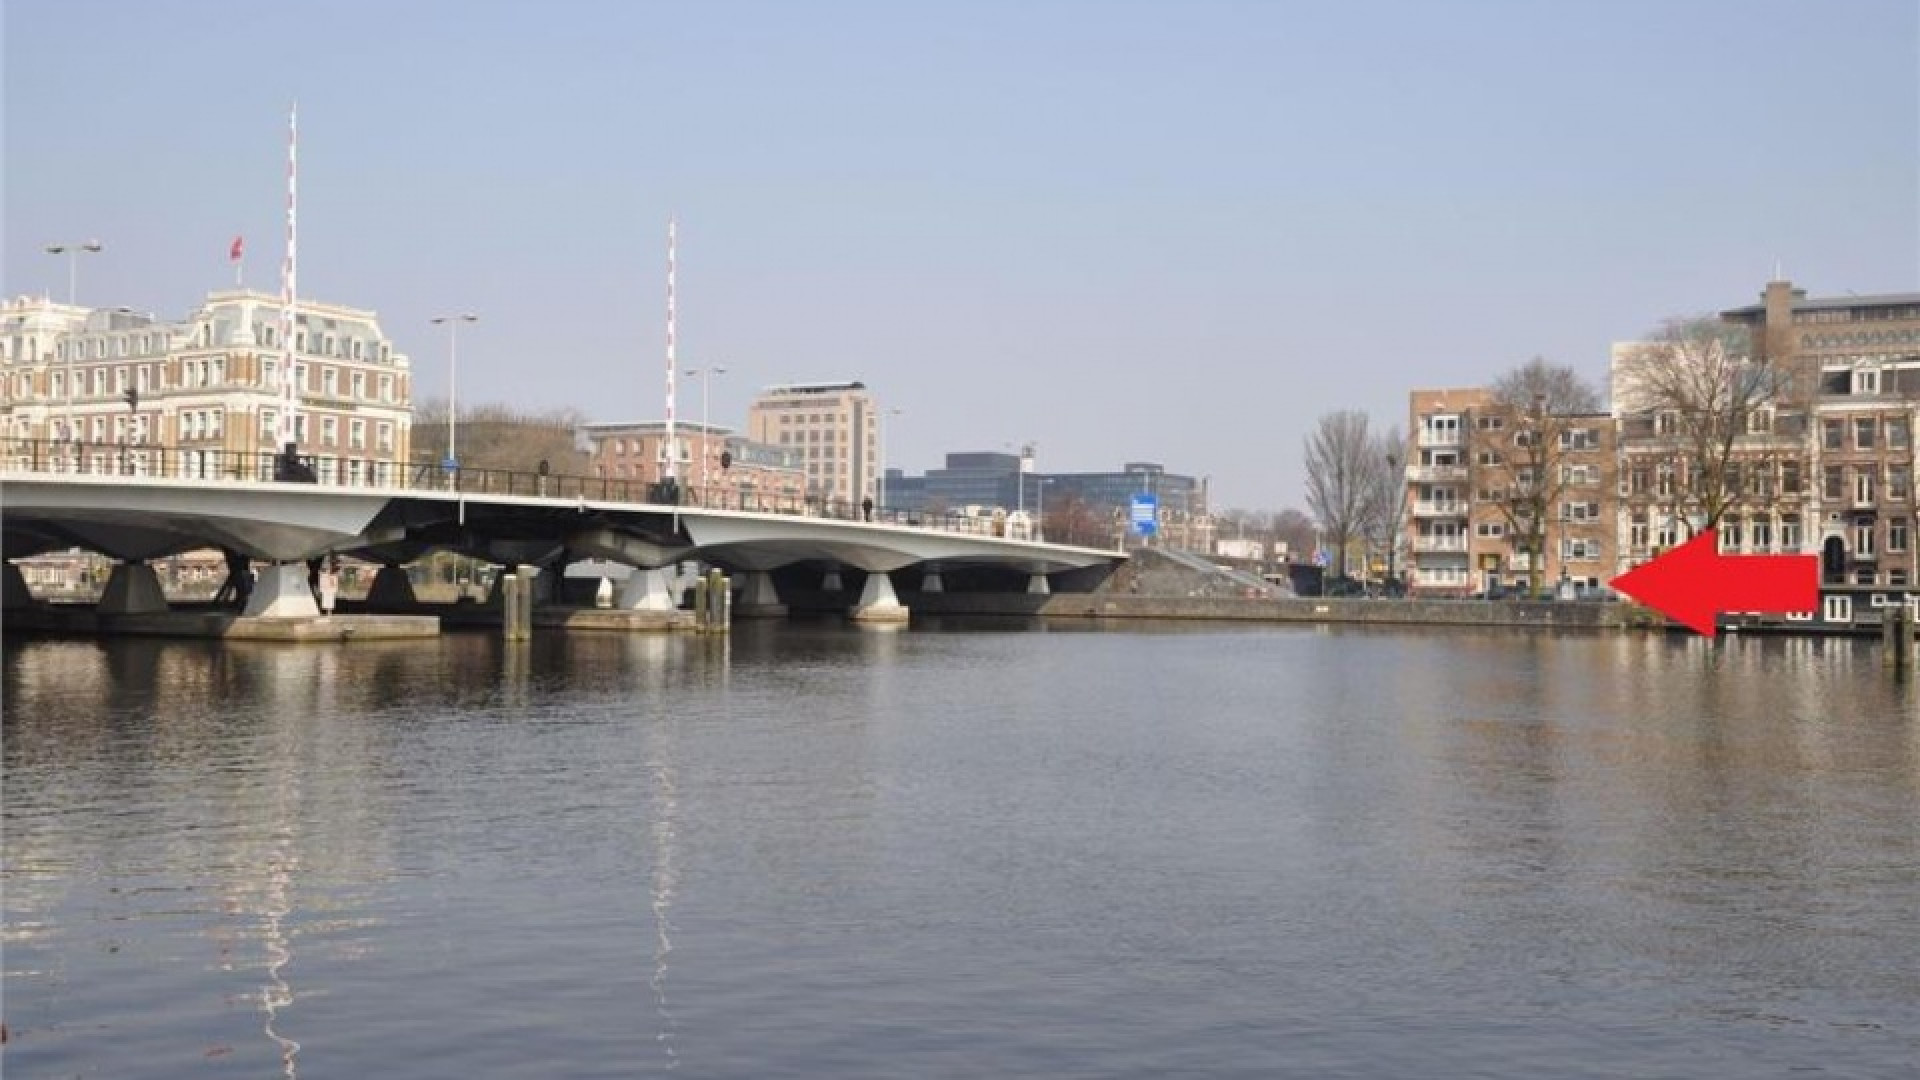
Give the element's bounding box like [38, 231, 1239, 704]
[5, 0, 1915, 508]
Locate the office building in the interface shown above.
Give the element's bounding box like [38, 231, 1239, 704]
[745, 381, 879, 507]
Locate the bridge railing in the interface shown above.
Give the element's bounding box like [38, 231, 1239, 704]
[1, 439, 1116, 549]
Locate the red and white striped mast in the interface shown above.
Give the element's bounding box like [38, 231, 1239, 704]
[276, 102, 299, 458]
[664, 217, 679, 490]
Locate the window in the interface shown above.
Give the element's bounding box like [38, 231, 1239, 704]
[1856, 368, 1880, 395]
[1824, 418, 1845, 450]
[1561, 537, 1599, 561]
[1629, 519, 1649, 551]
[1892, 465, 1911, 501]
[1855, 520, 1877, 558]
[1561, 500, 1600, 522]
[349, 419, 366, 449]
[1476, 451, 1502, 467]
[1473, 415, 1502, 431]
[323, 368, 339, 397]
[1782, 461, 1802, 495]
[1856, 417, 1877, 450]
[1855, 468, 1876, 505]
[352, 371, 366, 400]
[1657, 464, 1675, 497]
[1561, 464, 1596, 486]
[1475, 522, 1505, 538]
[1655, 412, 1678, 436]
[1781, 518, 1802, 551]
[1751, 517, 1773, 552]
[1746, 409, 1772, 435]
[1825, 466, 1845, 501]
[1889, 416, 1910, 450]
[378, 422, 394, 452]
[261, 410, 276, 438]
[379, 374, 394, 403]
[1721, 517, 1743, 551]
[1891, 519, 1910, 554]
[1559, 428, 1598, 451]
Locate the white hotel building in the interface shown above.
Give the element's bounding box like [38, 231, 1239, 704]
[0, 289, 413, 481]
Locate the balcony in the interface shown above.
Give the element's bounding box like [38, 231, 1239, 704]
[1417, 428, 1463, 448]
[1411, 535, 1469, 553]
[1406, 464, 1468, 483]
[1411, 500, 1468, 518]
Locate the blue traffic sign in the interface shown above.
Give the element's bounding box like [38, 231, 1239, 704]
[1129, 493, 1159, 536]
[1313, 549, 1330, 567]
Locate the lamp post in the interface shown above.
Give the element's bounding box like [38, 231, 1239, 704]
[429, 313, 478, 472]
[878, 406, 902, 511]
[683, 364, 726, 502]
[45, 240, 103, 306]
[1036, 477, 1054, 542]
[46, 240, 103, 446]
[1384, 449, 1403, 592]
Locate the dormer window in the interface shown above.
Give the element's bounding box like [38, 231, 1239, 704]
[1855, 368, 1881, 395]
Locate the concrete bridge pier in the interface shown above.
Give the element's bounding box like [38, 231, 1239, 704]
[243, 563, 321, 618]
[822, 567, 844, 593]
[921, 563, 944, 594]
[365, 563, 418, 607]
[98, 561, 171, 614]
[4, 561, 35, 609]
[1027, 572, 1052, 596]
[850, 571, 909, 624]
[619, 566, 679, 612]
[734, 569, 788, 618]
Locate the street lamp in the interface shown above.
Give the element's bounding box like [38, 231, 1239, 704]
[1384, 449, 1403, 592]
[878, 406, 902, 511]
[44, 240, 103, 306]
[429, 313, 478, 471]
[1036, 477, 1054, 542]
[684, 364, 726, 502]
[47, 240, 103, 448]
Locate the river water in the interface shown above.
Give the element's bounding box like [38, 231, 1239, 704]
[4, 622, 1918, 1078]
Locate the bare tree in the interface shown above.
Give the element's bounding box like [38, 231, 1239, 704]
[412, 398, 591, 476]
[1365, 425, 1406, 582]
[1304, 410, 1390, 579]
[1471, 357, 1604, 596]
[1270, 507, 1318, 562]
[1613, 317, 1789, 536]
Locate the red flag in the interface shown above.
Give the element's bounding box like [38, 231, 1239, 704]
[229, 235, 244, 261]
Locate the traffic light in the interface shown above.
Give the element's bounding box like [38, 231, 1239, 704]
[123, 386, 139, 412]
[720, 450, 733, 470]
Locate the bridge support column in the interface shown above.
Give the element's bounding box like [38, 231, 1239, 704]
[849, 571, 909, 624]
[244, 563, 321, 618]
[921, 563, 944, 594]
[1027, 572, 1052, 596]
[365, 564, 418, 608]
[734, 569, 787, 618]
[98, 561, 170, 615]
[821, 567, 844, 593]
[4, 560, 37, 610]
[619, 567, 679, 612]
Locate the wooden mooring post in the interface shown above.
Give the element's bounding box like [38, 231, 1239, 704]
[693, 568, 731, 634]
[1883, 607, 1913, 674]
[501, 572, 532, 643]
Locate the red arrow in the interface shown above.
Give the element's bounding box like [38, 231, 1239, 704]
[1608, 527, 1817, 637]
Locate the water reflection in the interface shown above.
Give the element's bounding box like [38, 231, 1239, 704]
[5, 627, 1917, 1078]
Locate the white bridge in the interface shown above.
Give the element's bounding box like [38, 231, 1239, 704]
[1, 446, 1122, 622]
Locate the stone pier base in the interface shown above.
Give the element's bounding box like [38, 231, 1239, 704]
[99, 562, 169, 614]
[4, 561, 36, 609]
[849, 571, 909, 624]
[734, 569, 788, 619]
[244, 563, 320, 618]
[620, 567, 679, 612]
[365, 564, 418, 607]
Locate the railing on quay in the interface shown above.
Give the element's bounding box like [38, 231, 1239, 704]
[0, 438, 1121, 551]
